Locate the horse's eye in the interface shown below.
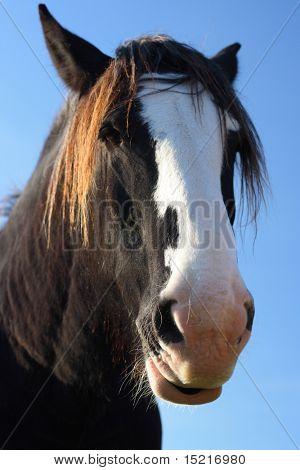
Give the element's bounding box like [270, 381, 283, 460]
[99, 125, 121, 145]
[227, 130, 240, 156]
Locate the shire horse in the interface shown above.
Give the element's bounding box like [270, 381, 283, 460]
[0, 5, 267, 449]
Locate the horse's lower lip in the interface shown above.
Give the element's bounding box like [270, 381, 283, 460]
[146, 357, 222, 405]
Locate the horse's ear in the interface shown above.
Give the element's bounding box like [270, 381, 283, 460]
[211, 43, 241, 83]
[39, 4, 112, 92]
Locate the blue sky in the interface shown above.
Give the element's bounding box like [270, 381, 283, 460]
[0, 0, 299, 450]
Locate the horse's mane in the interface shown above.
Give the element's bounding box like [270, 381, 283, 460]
[0, 193, 20, 220]
[45, 34, 268, 243]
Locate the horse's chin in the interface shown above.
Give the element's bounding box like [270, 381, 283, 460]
[146, 357, 222, 405]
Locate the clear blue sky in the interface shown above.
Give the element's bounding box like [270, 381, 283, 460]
[0, 0, 299, 450]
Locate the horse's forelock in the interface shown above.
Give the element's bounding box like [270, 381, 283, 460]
[45, 35, 268, 244]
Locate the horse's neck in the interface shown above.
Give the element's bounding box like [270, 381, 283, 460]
[0, 95, 134, 388]
[0, 96, 77, 373]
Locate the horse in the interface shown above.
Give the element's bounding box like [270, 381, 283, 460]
[0, 4, 267, 449]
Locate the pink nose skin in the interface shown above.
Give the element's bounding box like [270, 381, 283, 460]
[146, 286, 254, 405]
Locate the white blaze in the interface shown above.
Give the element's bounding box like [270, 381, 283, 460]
[139, 77, 241, 308]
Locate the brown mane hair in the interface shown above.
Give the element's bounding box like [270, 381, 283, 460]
[45, 34, 268, 243]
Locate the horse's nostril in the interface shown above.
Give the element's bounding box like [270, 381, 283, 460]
[244, 300, 255, 331]
[154, 299, 184, 344]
